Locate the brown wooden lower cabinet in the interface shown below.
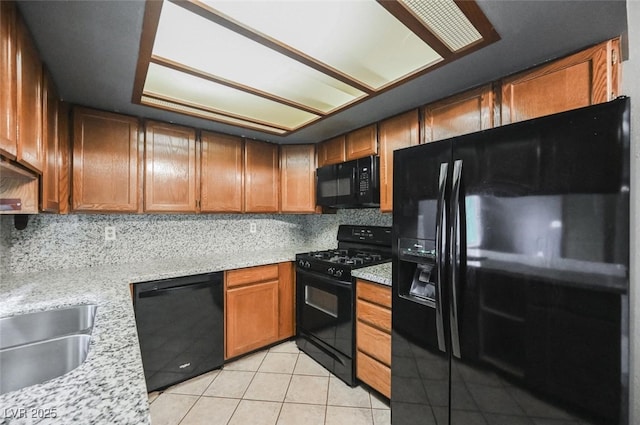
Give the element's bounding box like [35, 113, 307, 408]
[224, 262, 295, 360]
[356, 279, 392, 398]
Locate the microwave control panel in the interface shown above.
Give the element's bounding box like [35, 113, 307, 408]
[359, 167, 370, 195]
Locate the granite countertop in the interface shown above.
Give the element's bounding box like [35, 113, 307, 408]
[352, 262, 392, 287]
[0, 246, 320, 425]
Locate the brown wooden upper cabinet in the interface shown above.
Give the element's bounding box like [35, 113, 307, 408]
[244, 139, 279, 213]
[346, 124, 377, 160]
[317, 135, 346, 167]
[0, 1, 17, 159]
[501, 38, 621, 124]
[40, 69, 60, 213]
[72, 107, 141, 212]
[280, 144, 316, 213]
[145, 121, 198, 213]
[201, 131, 243, 213]
[15, 11, 43, 174]
[423, 84, 495, 144]
[378, 110, 419, 212]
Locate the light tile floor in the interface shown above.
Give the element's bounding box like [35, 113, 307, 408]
[148, 341, 391, 425]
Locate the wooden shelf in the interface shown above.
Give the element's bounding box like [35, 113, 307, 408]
[0, 159, 38, 214]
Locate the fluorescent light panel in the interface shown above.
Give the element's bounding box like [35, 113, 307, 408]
[144, 63, 319, 130]
[137, 0, 496, 134]
[154, 2, 366, 114]
[203, 0, 443, 90]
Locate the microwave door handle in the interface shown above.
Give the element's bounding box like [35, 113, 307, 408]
[449, 160, 463, 359]
[351, 167, 358, 201]
[435, 162, 448, 353]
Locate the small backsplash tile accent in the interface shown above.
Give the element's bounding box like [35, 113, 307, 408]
[0, 209, 391, 274]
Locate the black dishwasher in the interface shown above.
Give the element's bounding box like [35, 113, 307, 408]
[133, 272, 223, 392]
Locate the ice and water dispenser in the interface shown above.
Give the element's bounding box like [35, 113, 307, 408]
[398, 238, 439, 307]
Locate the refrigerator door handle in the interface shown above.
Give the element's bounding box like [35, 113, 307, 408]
[450, 159, 463, 359]
[435, 162, 448, 353]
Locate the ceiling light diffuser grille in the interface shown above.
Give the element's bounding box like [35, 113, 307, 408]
[400, 0, 483, 51]
[133, 0, 498, 136]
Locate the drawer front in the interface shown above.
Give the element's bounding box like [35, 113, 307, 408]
[227, 264, 280, 288]
[357, 321, 391, 366]
[357, 299, 391, 333]
[357, 280, 391, 308]
[357, 350, 391, 399]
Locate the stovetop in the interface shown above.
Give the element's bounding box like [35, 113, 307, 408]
[296, 225, 392, 282]
[302, 249, 388, 266]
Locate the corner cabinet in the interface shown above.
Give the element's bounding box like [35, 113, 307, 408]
[201, 131, 243, 213]
[378, 110, 419, 212]
[72, 107, 141, 212]
[225, 262, 295, 359]
[346, 124, 377, 160]
[144, 121, 198, 213]
[501, 38, 620, 124]
[244, 140, 279, 213]
[40, 69, 60, 212]
[356, 279, 391, 398]
[280, 144, 316, 213]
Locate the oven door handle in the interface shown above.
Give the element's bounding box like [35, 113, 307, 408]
[296, 268, 353, 288]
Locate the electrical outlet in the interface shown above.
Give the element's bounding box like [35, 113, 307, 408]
[105, 226, 116, 241]
[249, 223, 257, 234]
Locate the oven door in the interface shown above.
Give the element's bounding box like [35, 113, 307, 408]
[296, 268, 354, 358]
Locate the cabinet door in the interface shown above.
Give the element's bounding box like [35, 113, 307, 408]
[501, 39, 620, 124]
[41, 70, 59, 212]
[317, 135, 345, 167]
[201, 131, 243, 213]
[423, 84, 495, 143]
[225, 280, 279, 359]
[73, 108, 141, 212]
[0, 1, 17, 159]
[244, 139, 278, 213]
[16, 13, 43, 173]
[346, 124, 377, 160]
[280, 144, 316, 213]
[145, 121, 198, 212]
[378, 110, 419, 212]
[278, 262, 295, 339]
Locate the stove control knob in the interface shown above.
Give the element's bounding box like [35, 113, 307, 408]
[327, 267, 335, 275]
[304, 261, 311, 268]
[335, 269, 343, 277]
[298, 260, 305, 267]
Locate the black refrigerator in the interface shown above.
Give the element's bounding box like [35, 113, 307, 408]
[391, 97, 630, 425]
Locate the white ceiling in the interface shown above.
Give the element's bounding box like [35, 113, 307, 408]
[16, 0, 628, 144]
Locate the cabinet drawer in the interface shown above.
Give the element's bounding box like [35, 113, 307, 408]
[357, 350, 390, 399]
[357, 280, 391, 308]
[227, 264, 280, 288]
[357, 321, 391, 366]
[357, 299, 391, 333]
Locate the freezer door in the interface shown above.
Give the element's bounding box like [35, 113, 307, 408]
[391, 140, 452, 425]
[449, 98, 629, 424]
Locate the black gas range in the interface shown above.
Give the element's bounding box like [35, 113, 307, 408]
[296, 226, 392, 282]
[295, 225, 391, 386]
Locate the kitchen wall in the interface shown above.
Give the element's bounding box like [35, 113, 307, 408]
[0, 209, 391, 274]
[624, 0, 639, 422]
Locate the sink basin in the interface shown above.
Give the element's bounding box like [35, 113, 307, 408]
[0, 334, 92, 395]
[0, 304, 97, 349]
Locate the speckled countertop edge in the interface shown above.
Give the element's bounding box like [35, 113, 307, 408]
[0, 246, 322, 425]
[352, 262, 392, 286]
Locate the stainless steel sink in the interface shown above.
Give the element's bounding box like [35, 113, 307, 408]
[0, 304, 97, 395]
[0, 334, 92, 395]
[0, 304, 97, 349]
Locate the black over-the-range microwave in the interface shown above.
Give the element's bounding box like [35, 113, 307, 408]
[316, 155, 380, 208]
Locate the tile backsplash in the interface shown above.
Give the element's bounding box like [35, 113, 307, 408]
[0, 209, 391, 274]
